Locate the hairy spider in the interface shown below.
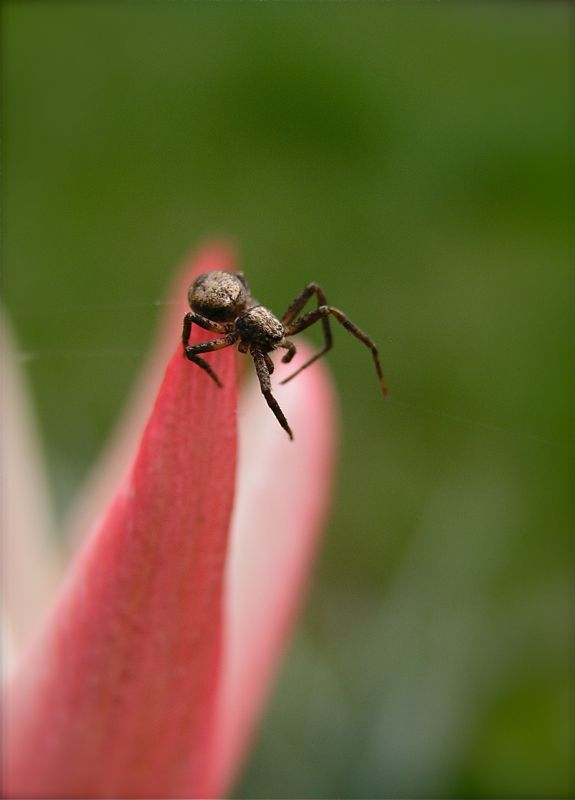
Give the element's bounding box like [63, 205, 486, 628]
[182, 270, 387, 440]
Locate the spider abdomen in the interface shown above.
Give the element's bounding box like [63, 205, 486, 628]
[236, 306, 284, 348]
[189, 271, 249, 322]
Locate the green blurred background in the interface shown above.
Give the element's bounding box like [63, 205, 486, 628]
[2, 2, 572, 797]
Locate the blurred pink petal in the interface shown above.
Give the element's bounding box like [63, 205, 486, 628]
[209, 347, 337, 797]
[2, 245, 337, 799]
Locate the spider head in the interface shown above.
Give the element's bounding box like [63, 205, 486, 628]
[188, 271, 250, 322]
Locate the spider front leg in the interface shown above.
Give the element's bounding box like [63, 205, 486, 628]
[286, 306, 388, 396]
[184, 334, 238, 388]
[251, 347, 293, 440]
[279, 283, 332, 384]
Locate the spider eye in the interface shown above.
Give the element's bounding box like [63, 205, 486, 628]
[189, 271, 248, 321]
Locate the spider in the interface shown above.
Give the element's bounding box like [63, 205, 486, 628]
[182, 270, 387, 440]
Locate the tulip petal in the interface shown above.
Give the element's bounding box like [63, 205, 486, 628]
[3, 300, 237, 796]
[207, 347, 338, 797]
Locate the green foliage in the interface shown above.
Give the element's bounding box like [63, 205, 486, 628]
[2, 2, 572, 797]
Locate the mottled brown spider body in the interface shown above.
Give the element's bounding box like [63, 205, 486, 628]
[182, 270, 387, 440]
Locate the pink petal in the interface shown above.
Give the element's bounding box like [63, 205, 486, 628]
[3, 277, 237, 797]
[3, 244, 339, 799]
[65, 242, 237, 554]
[208, 348, 337, 797]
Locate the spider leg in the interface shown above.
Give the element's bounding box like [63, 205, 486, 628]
[280, 338, 297, 364]
[279, 283, 332, 384]
[184, 334, 238, 388]
[182, 311, 233, 349]
[251, 347, 293, 440]
[285, 306, 388, 396]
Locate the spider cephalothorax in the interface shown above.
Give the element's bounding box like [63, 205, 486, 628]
[182, 270, 387, 440]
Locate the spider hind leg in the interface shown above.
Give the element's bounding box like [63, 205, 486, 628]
[285, 305, 387, 396]
[279, 283, 332, 384]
